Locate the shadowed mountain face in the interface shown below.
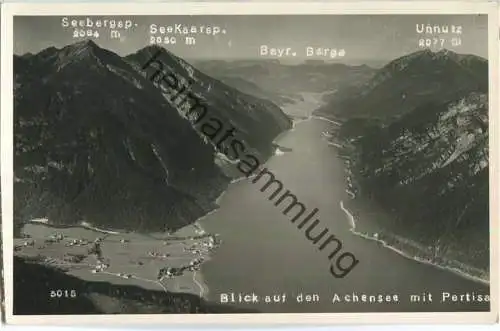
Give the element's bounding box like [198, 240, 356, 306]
[315, 49, 488, 122]
[329, 49, 489, 272]
[14, 256, 258, 314]
[14, 40, 291, 232]
[125, 46, 292, 157]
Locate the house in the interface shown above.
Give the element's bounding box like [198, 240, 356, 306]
[157, 267, 174, 280]
[23, 240, 35, 247]
[170, 267, 183, 276]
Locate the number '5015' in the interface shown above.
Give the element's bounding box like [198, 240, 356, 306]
[50, 290, 77, 298]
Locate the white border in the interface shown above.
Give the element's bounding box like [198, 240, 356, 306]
[1, 1, 499, 326]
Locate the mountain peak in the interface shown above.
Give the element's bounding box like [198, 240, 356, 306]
[383, 48, 468, 74]
[66, 39, 100, 53]
[54, 39, 115, 69]
[432, 48, 458, 58]
[126, 45, 179, 66]
[415, 48, 433, 55]
[75, 39, 98, 47]
[413, 48, 455, 56]
[61, 39, 103, 57]
[135, 45, 171, 57]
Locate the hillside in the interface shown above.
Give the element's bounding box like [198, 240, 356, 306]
[315, 49, 488, 122]
[202, 75, 298, 106]
[14, 256, 257, 314]
[339, 90, 489, 274]
[321, 49, 490, 276]
[125, 46, 292, 158]
[13, 40, 291, 232]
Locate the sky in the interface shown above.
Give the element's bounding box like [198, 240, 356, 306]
[14, 15, 488, 64]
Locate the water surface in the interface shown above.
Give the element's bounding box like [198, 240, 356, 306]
[200, 96, 490, 313]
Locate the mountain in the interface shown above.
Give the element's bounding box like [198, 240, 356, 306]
[125, 46, 291, 157]
[201, 75, 298, 106]
[13, 40, 291, 232]
[315, 49, 488, 122]
[343, 92, 489, 272]
[193, 59, 375, 100]
[329, 49, 489, 274]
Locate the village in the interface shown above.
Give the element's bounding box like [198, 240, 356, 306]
[14, 222, 221, 296]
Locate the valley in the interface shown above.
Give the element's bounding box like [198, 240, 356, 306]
[12, 43, 491, 314]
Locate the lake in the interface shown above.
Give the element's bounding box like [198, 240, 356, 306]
[199, 94, 490, 313]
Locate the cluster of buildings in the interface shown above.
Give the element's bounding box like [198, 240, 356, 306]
[65, 238, 89, 247]
[187, 257, 203, 271]
[14, 240, 35, 252]
[157, 266, 184, 280]
[22, 240, 35, 247]
[49, 233, 65, 242]
[63, 253, 86, 263]
[183, 235, 218, 255]
[91, 259, 110, 273]
[194, 227, 206, 236]
[90, 267, 133, 280]
[156, 256, 205, 281]
[206, 235, 218, 248]
[147, 251, 170, 258]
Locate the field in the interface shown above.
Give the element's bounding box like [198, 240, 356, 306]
[14, 221, 218, 298]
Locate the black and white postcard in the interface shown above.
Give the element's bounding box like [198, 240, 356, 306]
[1, 1, 498, 325]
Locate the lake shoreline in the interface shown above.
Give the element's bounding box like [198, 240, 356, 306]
[191, 113, 490, 313]
[339, 198, 489, 286]
[18, 92, 490, 313]
[320, 137, 491, 287]
[315, 115, 490, 287]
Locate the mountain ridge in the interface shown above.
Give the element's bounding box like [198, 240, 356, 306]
[193, 57, 376, 98]
[314, 48, 488, 122]
[325, 48, 489, 275]
[14, 40, 291, 232]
